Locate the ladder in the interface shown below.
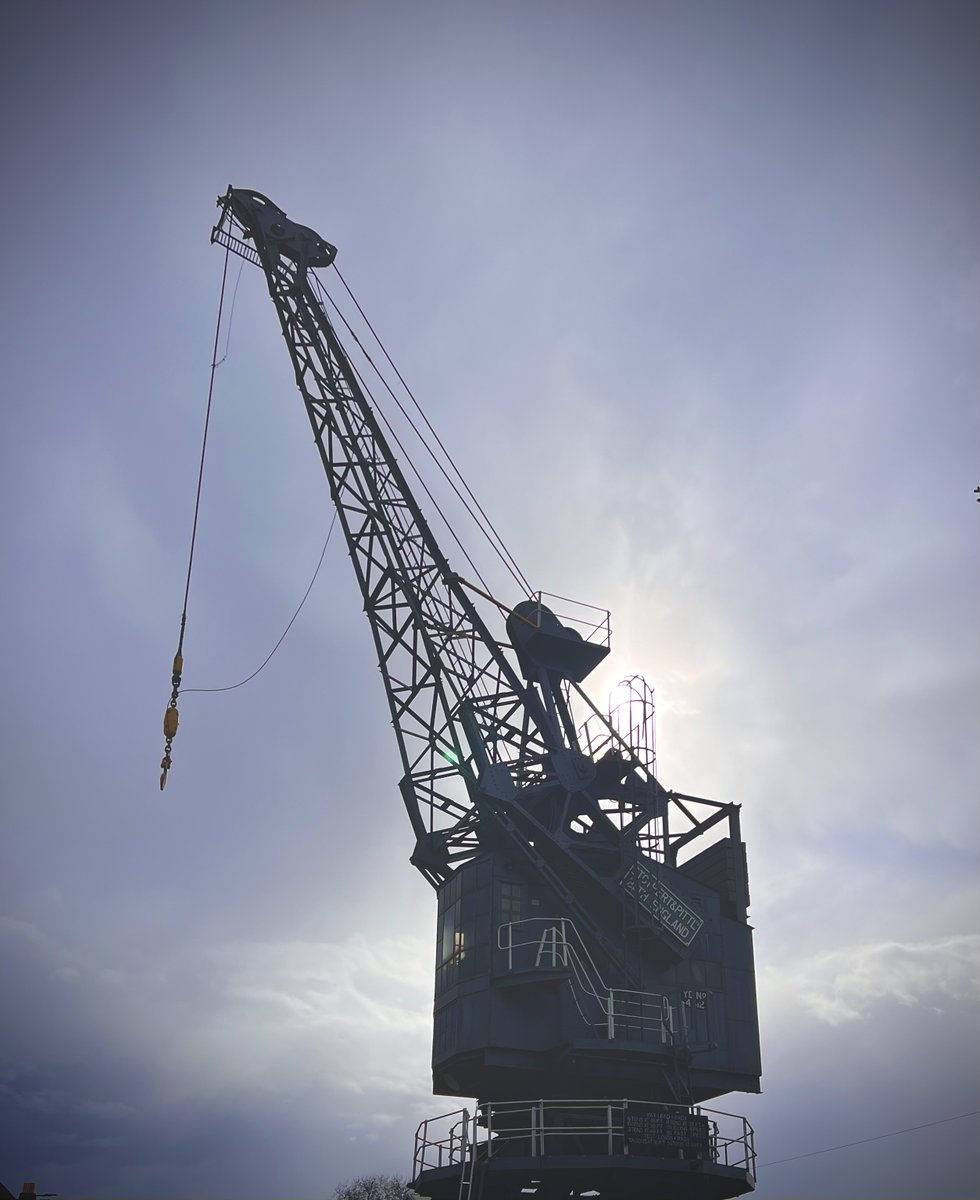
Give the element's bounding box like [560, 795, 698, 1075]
[456, 1108, 483, 1200]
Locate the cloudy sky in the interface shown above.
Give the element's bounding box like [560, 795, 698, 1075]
[1, 1, 977, 1197]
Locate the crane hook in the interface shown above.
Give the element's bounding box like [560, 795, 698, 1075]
[159, 654, 182, 790]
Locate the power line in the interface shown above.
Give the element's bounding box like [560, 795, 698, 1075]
[759, 1109, 980, 1168]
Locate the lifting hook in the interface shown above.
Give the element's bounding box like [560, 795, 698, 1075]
[160, 653, 182, 790]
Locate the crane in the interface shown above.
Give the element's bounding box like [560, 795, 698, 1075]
[205, 187, 762, 1198]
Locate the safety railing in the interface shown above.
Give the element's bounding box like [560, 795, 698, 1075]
[578, 673, 657, 777]
[497, 917, 711, 1046]
[413, 1107, 480, 1174]
[531, 590, 611, 650]
[413, 1098, 755, 1180]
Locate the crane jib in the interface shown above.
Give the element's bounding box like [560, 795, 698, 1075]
[211, 188, 567, 861]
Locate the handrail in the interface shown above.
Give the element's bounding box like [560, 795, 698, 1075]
[498, 917, 707, 1044]
[413, 1097, 756, 1179]
[533, 590, 611, 648]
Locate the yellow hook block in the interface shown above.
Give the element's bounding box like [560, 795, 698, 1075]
[163, 706, 179, 739]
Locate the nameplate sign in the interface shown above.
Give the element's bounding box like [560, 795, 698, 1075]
[624, 1108, 711, 1156]
[622, 861, 703, 946]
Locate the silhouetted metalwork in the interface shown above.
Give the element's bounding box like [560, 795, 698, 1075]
[211, 187, 762, 1198]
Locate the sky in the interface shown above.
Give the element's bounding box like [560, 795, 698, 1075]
[0, 1, 977, 1197]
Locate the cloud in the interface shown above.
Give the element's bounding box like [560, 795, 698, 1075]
[29, 436, 174, 639]
[0, 913, 436, 1188]
[0, 2, 976, 1196]
[185, 933, 433, 1095]
[772, 934, 980, 1025]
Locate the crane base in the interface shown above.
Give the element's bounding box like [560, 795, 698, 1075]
[413, 1099, 756, 1200]
[414, 1157, 754, 1200]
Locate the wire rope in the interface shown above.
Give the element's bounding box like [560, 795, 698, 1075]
[182, 247, 231, 644]
[159, 247, 231, 788]
[333, 263, 533, 595]
[182, 514, 337, 694]
[212, 255, 246, 368]
[346, 339, 494, 595]
[315, 269, 533, 599]
[313, 277, 497, 595]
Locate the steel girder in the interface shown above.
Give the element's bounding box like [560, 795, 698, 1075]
[212, 188, 571, 885]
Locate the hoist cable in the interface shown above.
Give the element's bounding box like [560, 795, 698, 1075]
[212, 256, 246, 368]
[313, 278, 496, 596]
[313, 274, 488, 581]
[333, 263, 533, 595]
[158, 247, 231, 789]
[181, 246, 232, 648]
[346, 331, 494, 596]
[319, 269, 533, 599]
[333, 266, 533, 598]
[182, 513, 337, 695]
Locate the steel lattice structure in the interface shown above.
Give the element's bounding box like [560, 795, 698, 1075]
[207, 187, 762, 1198]
[211, 191, 661, 897]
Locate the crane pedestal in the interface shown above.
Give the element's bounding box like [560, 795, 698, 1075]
[413, 1098, 756, 1199]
